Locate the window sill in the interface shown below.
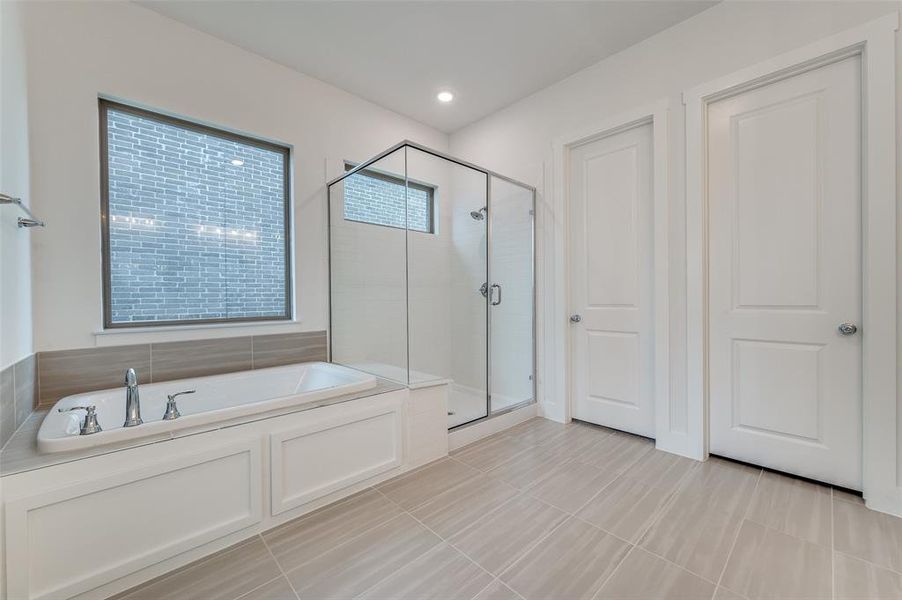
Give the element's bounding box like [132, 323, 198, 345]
[93, 319, 307, 347]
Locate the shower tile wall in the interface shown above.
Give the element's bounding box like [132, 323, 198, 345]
[449, 167, 489, 398]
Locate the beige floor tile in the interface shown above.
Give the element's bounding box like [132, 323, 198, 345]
[835, 552, 902, 599]
[411, 474, 519, 538]
[485, 445, 563, 489]
[637, 458, 758, 582]
[359, 543, 493, 600]
[713, 587, 746, 600]
[720, 520, 831, 599]
[502, 417, 571, 446]
[236, 576, 298, 600]
[575, 431, 654, 473]
[262, 489, 402, 572]
[577, 475, 681, 543]
[473, 580, 523, 600]
[677, 458, 761, 509]
[449, 494, 568, 575]
[638, 490, 747, 582]
[452, 434, 531, 471]
[525, 459, 619, 513]
[537, 422, 612, 459]
[117, 538, 282, 600]
[620, 448, 697, 490]
[286, 514, 441, 599]
[596, 547, 716, 600]
[501, 518, 630, 600]
[378, 457, 479, 509]
[745, 470, 832, 546]
[834, 496, 902, 573]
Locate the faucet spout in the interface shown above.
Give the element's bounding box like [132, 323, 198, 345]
[124, 368, 143, 427]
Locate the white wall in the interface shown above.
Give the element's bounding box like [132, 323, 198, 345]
[449, 0, 902, 500]
[19, 0, 448, 352]
[0, 0, 34, 369]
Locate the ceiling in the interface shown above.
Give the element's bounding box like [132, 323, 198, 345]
[138, 1, 717, 133]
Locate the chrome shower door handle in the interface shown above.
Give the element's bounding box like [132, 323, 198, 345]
[490, 284, 502, 306]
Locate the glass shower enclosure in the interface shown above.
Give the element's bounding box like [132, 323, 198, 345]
[327, 141, 535, 428]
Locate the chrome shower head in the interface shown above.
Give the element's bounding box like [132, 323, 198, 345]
[470, 207, 487, 221]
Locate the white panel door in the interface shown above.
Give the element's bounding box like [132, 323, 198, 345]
[570, 122, 655, 437]
[708, 55, 862, 489]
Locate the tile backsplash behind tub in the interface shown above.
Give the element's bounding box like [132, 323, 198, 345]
[0, 353, 37, 449]
[36, 330, 328, 408]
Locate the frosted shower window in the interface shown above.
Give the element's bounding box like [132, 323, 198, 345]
[343, 164, 434, 233]
[100, 100, 291, 327]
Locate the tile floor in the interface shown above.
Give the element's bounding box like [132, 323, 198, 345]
[114, 418, 902, 600]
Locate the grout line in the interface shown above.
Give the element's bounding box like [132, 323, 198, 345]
[354, 488, 498, 600]
[832, 548, 902, 577]
[629, 544, 722, 587]
[259, 533, 301, 600]
[232, 572, 290, 600]
[714, 468, 763, 591]
[495, 513, 575, 582]
[588, 543, 637, 600]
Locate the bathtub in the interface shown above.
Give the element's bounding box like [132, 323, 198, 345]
[37, 362, 378, 454]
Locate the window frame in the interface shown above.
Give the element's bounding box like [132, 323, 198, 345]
[99, 98, 293, 329]
[342, 162, 436, 234]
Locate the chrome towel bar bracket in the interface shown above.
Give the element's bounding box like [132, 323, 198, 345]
[0, 193, 45, 228]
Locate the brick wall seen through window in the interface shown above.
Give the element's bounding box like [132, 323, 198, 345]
[102, 101, 291, 326]
[343, 165, 434, 233]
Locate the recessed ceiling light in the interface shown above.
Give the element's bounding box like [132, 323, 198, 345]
[436, 91, 454, 103]
[230, 159, 244, 166]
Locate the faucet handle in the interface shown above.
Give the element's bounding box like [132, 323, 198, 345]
[166, 389, 196, 402]
[58, 405, 102, 435]
[125, 368, 138, 386]
[163, 389, 196, 421]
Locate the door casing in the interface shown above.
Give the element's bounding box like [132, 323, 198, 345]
[553, 101, 674, 450]
[684, 14, 898, 513]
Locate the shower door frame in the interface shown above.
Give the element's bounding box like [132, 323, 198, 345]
[326, 140, 537, 430]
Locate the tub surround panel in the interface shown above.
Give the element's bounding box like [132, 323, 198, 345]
[35, 330, 328, 407]
[38, 344, 152, 407]
[151, 337, 253, 383]
[1, 354, 37, 449]
[14, 354, 36, 428]
[1, 366, 15, 448]
[1, 377, 404, 477]
[1, 386, 455, 600]
[252, 331, 328, 369]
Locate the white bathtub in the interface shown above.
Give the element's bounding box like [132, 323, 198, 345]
[37, 362, 378, 454]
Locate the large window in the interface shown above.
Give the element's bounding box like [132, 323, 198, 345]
[100, 100, 291, 328]
[343, 163, 434, 233]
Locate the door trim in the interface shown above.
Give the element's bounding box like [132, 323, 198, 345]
[552, 100, 675, 450]
[683, 13, 899, 513]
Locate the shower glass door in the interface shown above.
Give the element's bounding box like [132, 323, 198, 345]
[489, 176, 535, 414]
[406, 147, 489, 427]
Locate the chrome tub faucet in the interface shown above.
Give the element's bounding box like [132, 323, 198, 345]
[124, 368, 143, 427]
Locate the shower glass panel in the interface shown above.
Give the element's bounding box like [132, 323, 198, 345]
[328, 142, 533, 429]
[329, 147, 408, 381]
[489, 177, 535, 413]
[406, 147, 489, 425]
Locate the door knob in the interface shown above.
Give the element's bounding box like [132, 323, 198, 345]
[570, 314, 581, 323]
[838, 323, 858, 336]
